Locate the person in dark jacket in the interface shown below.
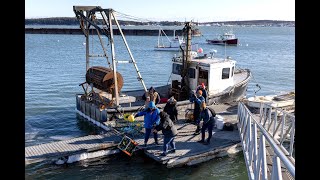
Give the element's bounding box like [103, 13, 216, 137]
[189, 89, 205, 134]
[154, 111, 178, 156]
[135, 101, 160, 147]
[197, 102, 215, 145]
[163, 96, 178, 123]
[142, 86, 161, 105]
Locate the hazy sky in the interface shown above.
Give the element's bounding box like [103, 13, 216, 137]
[25, 0, 295, 22]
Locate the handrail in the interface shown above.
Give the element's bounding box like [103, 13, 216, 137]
[238, 102, 295, 180]
[258, 103, 295, 160]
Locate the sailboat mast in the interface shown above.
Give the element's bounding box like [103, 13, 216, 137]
[158, 29, 160, 47]
[85, 12, 90, 71]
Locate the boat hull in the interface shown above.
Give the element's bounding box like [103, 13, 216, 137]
[154, 43, 198, 51]
[245, 92, 295, 108]
[206, 38, 238, 45]
[154, 47, 181, 51]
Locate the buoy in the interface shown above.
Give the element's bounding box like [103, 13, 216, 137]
[128, 115, 135, 122]
[197, 48, 203, 53]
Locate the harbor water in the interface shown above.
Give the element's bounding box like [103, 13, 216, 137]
[25, 25, 294, 179]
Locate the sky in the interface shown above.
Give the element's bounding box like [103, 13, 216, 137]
[25, 0, 295, 22]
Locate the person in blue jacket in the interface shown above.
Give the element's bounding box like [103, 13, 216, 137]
[189, 89, 205, 134]
[197, 102, 215, 145]
[135, 101, 160, 147]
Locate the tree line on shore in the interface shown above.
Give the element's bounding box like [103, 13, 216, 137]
[25, 17, 294, 26]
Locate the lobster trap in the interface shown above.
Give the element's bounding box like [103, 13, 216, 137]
[117, 135, 139, 156]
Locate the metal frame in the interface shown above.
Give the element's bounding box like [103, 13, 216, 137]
[73, 6, 147, 107]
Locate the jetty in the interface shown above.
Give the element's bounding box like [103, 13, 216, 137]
[25, 28, 183, 36]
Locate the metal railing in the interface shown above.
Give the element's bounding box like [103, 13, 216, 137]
[258, 103, 295, 160]
[238, 102, 295, 180]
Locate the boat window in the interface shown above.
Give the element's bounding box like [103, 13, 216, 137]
[222, 68, 230, 79]
[188, 68, 195, 78]
[231, 66, 234, 77]
[172, 63, 182, 75]
[199, 68, 208, 79]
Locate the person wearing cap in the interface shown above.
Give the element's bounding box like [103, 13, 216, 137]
[153, 111, 178, 156]
[196, 83, 207, 103]
[189, 89, 205, 135]
[134, 101, 160, 147]
[142, 86, 161, 105]
[163, 96, 178, 123]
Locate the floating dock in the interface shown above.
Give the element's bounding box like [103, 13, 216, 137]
[143, 123, 241, 168]
[25, 131, 122, 165]
[25, 103, 243, 168]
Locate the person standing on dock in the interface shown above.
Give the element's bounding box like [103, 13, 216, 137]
[153, 111, 178, 156]
[189, 89, 205, 135]
[163, 96, 178, 123]
[135, 101, 160, 147]
[196, 83, 207, 103]
[197, 102, 216, 145]
[142, 86, 161, 105]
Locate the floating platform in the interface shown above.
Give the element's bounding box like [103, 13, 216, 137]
[142, 123, 241, 168]
[25, 102, 243, 168]
[25, 131, 122, 165]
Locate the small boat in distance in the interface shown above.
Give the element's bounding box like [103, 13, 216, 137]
[206, 32, 238, 45]
[154, 28, 198, 51]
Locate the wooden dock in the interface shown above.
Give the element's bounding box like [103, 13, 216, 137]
[139, 103, 242, 168]
[25, 131, 122, 165]
[142, 123, 241, 168]
[25, 103, 243, 168]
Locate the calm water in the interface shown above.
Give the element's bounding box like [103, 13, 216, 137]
[25, 25, 295, 179]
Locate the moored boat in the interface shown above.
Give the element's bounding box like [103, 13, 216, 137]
[245, 91, 295, 109]
[73, 7, 251, 122]
[154, 27, 198, 51]
[206, 32, 238, 45]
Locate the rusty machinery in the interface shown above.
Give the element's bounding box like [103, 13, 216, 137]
[74, 6, 148, 110]
[79, 66, 124, 109]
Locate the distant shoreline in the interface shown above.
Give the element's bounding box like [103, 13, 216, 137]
[25, 18, 295, 27]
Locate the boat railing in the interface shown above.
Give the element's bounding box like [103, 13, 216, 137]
[237, 102, 295, 180]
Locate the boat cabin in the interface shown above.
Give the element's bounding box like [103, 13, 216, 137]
[170, 54, 236, 97]
[221, 33, 236, 40]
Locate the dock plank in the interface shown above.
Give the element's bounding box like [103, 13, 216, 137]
[25, 131, 122, 165]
